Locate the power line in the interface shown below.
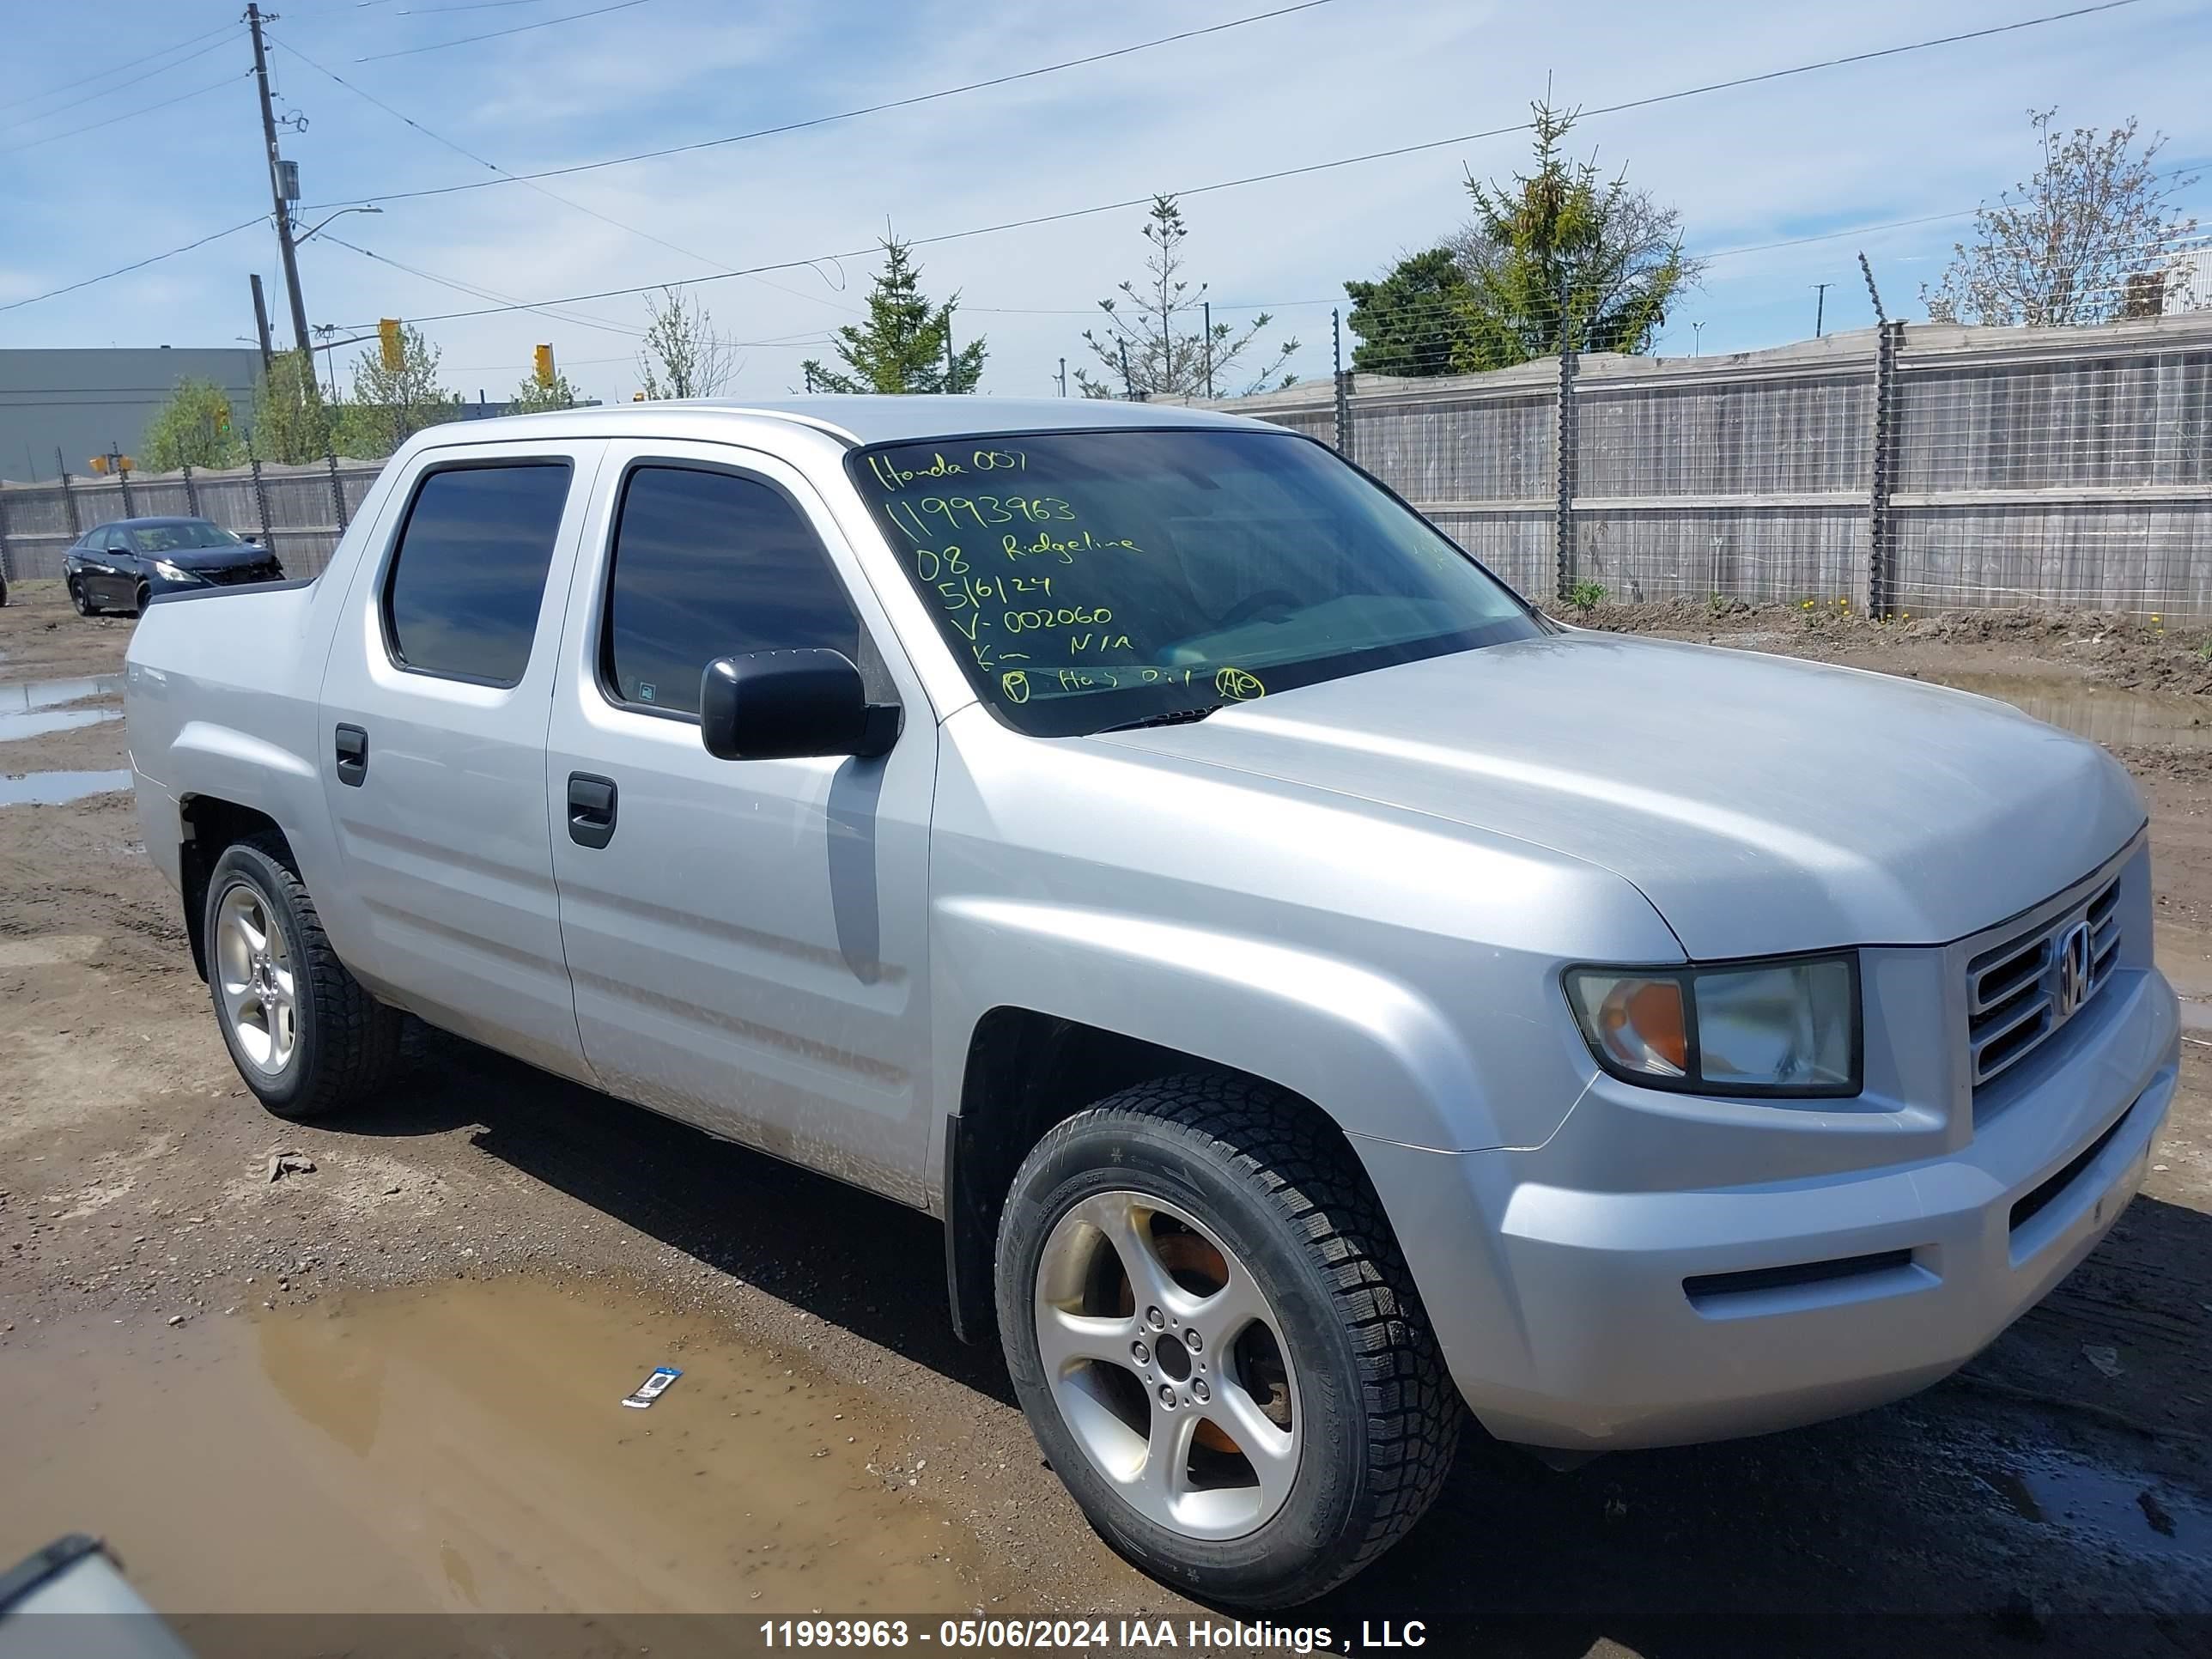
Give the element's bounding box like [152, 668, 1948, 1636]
[301, 0, 1343, 210]
[355, 0, 650, 62]
[266, 33, 858, 315]
[0, 21, 238, 122]
[0, 215, 267, 314]
[320, 234, 653, 337]
[0, 66, 248, 156]
[324, 0, 2149, 331]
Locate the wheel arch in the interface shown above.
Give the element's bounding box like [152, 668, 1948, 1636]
[178, 795, 291, 981]
[940, 1007, 1378, 1345]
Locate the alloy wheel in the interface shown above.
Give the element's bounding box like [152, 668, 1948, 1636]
[215, 884, 298, 1074]
[1033, 1189, 1300, 1540]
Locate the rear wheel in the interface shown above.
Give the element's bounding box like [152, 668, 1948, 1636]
[204, 836, 402, 1119]
[996, 1075, 1459, 1607]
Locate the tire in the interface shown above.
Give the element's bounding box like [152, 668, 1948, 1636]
[69, 578, 93, 617]
[204, 836, 402, 1120]
[133, 582, 150, 616]
[996, 1075, 1460, 1607]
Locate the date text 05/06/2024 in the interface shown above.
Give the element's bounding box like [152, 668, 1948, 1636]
[757, 1618, 1432, 1650]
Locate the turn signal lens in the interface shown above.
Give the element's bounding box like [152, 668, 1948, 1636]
[1567, 973, 1687, 1079]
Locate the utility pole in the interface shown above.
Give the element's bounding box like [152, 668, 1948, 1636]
[247, 4, 311, 356]
[1202, 299, 1213, 398]
[1813, 281, 1832, 338]
[1055, 356, 1066, 398]
[248, 273, 274, 369]
[1692, 320, 1705, 357]
[944, 316, 956, 392]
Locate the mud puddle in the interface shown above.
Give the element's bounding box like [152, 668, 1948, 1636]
[0, 672, 124, 711]
[0, 705, 118, 741]
[1930, 673, 2212, 749]
[0, 1276, 1025, 1619]
[1979, 1455, 2209, 1559]
[0, 768, 131, 804]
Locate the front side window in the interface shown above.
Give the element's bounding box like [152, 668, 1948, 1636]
[602, 465, 865, 719]
[846, 428, 1541, 737]
[384, 463, 572, 687]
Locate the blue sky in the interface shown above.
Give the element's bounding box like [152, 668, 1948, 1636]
[3, 0, 2208, 408]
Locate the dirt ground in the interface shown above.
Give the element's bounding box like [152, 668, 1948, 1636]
[3, 580, 2209, 1657]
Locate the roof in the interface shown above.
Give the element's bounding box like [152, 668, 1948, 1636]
[422, 394, 1267, 450]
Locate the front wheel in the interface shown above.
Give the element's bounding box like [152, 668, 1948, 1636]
[996, 1076, 1460, 1607]
[204, 836, 402, 1119]
[69, 577, 93, 616]
[133, 581, 150, 616]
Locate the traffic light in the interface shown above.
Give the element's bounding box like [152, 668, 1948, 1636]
[379, 318, 404, 371]
[533, 343, 555, 386]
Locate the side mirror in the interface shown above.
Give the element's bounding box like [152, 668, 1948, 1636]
[699, 649, 901, 762]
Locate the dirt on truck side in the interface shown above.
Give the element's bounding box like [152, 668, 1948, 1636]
[3, 579, 2209, 1655]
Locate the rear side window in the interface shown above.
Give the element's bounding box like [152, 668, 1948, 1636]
[603, 465, 863, 717]
[385, 463, 572, 686]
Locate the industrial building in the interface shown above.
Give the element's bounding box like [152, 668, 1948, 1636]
[0, 346, 263, 483]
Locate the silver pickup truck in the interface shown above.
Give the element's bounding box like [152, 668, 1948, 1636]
[125, 398, 2177, 1606]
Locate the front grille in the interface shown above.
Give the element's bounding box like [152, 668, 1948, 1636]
[203, 561, 282, 586]
[1968, 875, 2122, 1092]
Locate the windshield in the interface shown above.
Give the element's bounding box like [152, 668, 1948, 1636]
[128, 521, 244, 553]
[847, 427, 1541, 737]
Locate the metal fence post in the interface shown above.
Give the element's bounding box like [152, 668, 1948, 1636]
[117, 457, 135, 517]
[1869, 321, 1903, 619]
[327, 451, 348, 532]
[1332, 307, 1353, 463]
[58, 462, 80, 537]
[1555, 282, 1579, 604]
[0, 484, 14, 587]
[182, 464, 199, 517]
[251, 456, 273, 549]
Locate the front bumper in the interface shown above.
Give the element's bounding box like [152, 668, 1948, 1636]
[1356, 963, 2178, 1451]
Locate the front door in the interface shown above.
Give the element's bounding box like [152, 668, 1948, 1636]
[317, 439, 605, 1082]
[545, 443, 939, 1204]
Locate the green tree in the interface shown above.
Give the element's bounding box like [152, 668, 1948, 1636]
[1449, 100, 1695, 371]
[1074, 195, 1297, 399]
[332, 323, 461, 459]
[510, 366, 583, 413]
[142, 376, 246, 470]
[248, 349, 331, 464]
[1343, 248, 1475, 377]
[1923, 109, 2200, 326]
[637, 286, 732, 399]
[802, 237, 984, 393]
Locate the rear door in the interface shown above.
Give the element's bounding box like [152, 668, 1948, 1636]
[317, 438, 605, 1082]
[544, 442, 940, 1203]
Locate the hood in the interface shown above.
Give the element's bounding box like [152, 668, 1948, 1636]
[1091, 631, 2144, 959]
[161, 544, 270, 572]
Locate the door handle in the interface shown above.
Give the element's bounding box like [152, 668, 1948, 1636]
[568, 772, 617, 848]
[334, 724, 368, 787]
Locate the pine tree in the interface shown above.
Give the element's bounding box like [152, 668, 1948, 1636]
[803, 238, 984, 394]
[1074, 195, 1296, 399]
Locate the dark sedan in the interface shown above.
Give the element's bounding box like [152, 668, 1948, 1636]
[63, 518, 284, 617]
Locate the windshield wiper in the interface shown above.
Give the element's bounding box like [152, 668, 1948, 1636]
[1101, 703, 1223, 732]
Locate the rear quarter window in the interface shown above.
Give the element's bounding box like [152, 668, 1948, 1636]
[383, 463, 572, 687]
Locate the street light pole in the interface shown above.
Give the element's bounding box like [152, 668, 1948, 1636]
[247, 3, 311, 356]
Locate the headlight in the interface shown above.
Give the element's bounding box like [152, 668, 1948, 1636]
[1565, 954, 1860, 1097]
[149, 559, 203, 583]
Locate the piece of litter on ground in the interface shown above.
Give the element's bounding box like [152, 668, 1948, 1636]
[2082, 1345, 2124, 1379]
[266, 1152, 316, 1182]
[622, 1365, 683, 1409]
